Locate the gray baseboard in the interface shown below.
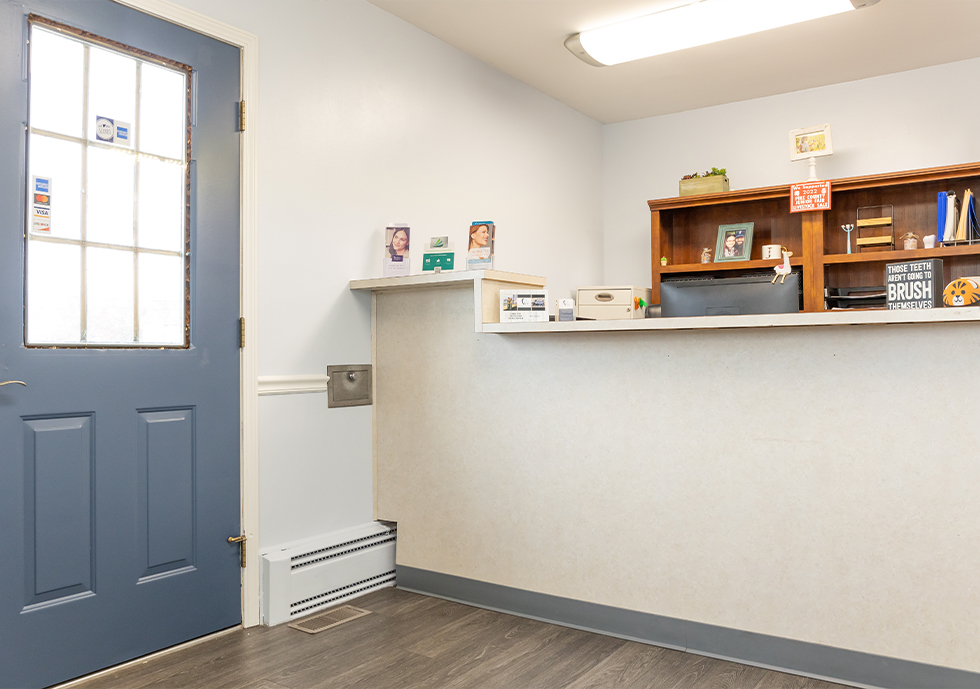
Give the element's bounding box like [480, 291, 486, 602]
[396, 565, 979, 689]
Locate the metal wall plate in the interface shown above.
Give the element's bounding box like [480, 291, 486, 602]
[327, 365, 372, 407]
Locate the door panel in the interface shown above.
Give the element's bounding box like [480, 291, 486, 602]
[24, 415, 95, 606]
[138, 408, 196, 578]
[0, 2, 242, 687]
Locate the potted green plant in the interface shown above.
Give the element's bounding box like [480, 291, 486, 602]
[679, 167, 729, 197]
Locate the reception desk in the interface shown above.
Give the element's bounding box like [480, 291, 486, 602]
[351, 270, 980, 689]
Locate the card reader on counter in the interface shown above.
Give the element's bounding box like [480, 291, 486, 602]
[576, 286, 651, 320]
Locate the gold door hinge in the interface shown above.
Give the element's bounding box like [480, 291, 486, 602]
[239, 317, 245, 348]
[239, 100, 245, 132]
[228, 534, 246, 568]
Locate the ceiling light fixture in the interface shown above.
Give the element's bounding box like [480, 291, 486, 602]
[565, 0, 880, 67]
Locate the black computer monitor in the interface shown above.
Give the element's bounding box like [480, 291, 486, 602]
[660, 271, 801, 317]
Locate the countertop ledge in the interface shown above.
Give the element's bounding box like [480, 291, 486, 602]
[350, 270, 546, 292]
[487, 307, 980, 333]
[350, 272, 980, 332]
[351, 270, 548, 333]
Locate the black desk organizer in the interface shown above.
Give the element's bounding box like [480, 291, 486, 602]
[825, 286, 887, 310]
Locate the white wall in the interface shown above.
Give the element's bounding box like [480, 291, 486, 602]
[603, 57, 980, 287]
[170, 0, 603, 549]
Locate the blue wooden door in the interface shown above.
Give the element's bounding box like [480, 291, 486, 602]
[0, 2, 242, 687]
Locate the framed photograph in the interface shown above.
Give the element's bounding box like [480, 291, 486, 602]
[714, 222, 754, 262]
[789, 124, 833, 162]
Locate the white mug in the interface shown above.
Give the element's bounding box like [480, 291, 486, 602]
[762, 244, 782, 260]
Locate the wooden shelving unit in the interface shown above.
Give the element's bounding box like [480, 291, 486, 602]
[649, 162, 980, 311]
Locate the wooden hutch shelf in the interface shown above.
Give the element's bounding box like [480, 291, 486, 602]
[660, 257, 804, 274]
[649, 161, 980, 311]
[822, 244, 980, 265]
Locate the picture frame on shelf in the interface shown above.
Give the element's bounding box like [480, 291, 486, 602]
[789, 124, 833, 162]
[714, 222, 754, 262]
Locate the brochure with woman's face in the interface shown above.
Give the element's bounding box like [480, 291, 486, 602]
[467, 222, 494, 269]
[383, 225, 411, 277]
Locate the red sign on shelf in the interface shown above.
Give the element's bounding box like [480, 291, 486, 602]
[790, 180, 832, 213]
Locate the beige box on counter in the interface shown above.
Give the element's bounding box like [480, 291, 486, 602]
[576, 286, 651, 320]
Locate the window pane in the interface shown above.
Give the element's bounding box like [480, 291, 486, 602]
[25, 22, 191, 348]
[86, 248, 134, 343]
[29, 135, 83, 240]
[140, 63, 185, 159]
[27, 241, 81, 344]
[87, 46, 136, 143]
[138, 158, 184, 251]
[139, 254, 184, 344]
[30, 29, 84, 137]
[87, 146, 135, 246]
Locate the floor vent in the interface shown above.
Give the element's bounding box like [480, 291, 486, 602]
[288, 604, 372, 634]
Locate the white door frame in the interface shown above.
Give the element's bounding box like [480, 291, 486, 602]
[110, 0, 260, 627]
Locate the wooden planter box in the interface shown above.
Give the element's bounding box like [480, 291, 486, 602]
[679, 175, 729, 197]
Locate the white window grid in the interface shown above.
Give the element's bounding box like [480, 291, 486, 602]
[25, 21, 191, 348]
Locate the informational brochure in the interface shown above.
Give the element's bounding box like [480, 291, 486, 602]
[500, 290, 548, 322]
[466, 221, 494, 270]
[383, 224, 411, 277]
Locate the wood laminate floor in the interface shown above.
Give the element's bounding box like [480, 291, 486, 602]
[66, 588, 847, 689]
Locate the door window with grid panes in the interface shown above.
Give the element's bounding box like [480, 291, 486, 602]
[26, 21, 190, 347]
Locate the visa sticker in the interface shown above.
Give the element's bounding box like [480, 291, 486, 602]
[32, 207, 51, 233]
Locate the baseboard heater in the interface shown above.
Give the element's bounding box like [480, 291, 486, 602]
[261, 522, 397, 626]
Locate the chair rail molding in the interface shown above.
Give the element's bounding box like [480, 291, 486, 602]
[257, 374, 331, 396]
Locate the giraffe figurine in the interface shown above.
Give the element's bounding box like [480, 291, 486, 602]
[771, 248, 793, 284]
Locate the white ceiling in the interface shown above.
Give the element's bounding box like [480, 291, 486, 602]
[366, 0, 980, 124]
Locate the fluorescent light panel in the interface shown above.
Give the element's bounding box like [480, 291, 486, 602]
[568, 0, 865, 67]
